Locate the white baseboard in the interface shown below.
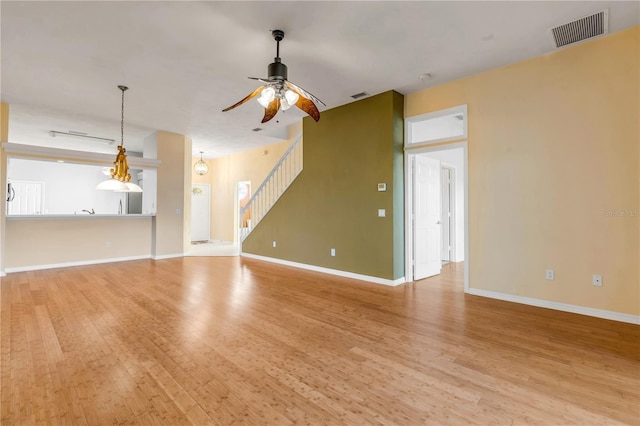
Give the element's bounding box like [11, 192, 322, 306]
[4, 255, 152, 274]
[152, 253, 184, 260]
[467, 287, 640, 325]
[241, 252, 405, 286]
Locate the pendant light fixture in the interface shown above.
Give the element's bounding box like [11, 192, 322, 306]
[194, 151, 209, 176]
[97, 85, 143, 192]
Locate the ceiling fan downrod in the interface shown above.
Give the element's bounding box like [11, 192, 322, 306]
[273, 29, 284, 58]
[268, 29, 287, 81]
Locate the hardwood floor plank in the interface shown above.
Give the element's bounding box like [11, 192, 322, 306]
[1, 258, 638, 424]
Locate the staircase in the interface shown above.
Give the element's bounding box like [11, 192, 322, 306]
[239, 133, 303, 242]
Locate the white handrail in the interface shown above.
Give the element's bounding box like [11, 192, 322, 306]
[239, 133, 303, 242]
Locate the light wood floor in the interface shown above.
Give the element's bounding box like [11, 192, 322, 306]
[1, 258, 638, 425]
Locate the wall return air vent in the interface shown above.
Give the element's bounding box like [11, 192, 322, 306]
[551, 10, 608, 48]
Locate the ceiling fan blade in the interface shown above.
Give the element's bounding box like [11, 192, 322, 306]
[248, 77, 279, 84]
[261, 98, 281, 123]
[285, 83, 320, 122]
[296, 96, 320, 122]
[222, 85, 264, 112]
[285, 80, 326, 107]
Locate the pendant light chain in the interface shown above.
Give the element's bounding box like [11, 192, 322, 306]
[118, 85, 128, 148]
[121, 87, 124, 147]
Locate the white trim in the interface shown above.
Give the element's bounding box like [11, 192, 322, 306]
[404, 141, 469, 293]
[0, 271, 6, 277]
[152, 253, 184, 260]
[4, 255, 151, 273]
[241, 253, 405, 286]
[405, 104, 468, 147]
[467, 288, 640, 325]
[2, 142, 161, 168]
[441, 165, 456, 263]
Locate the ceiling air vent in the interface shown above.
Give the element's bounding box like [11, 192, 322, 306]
[551, 10, 608, 48]
[351, 92, 369, 100]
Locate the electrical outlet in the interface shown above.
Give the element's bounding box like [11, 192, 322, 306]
[105, 241, 111, 248]
[592, 275, 603, 286]
[330, 248, 336, 257]
[545, 269, 554, 280]
[272, 241, 277, 248]
[378, 209, 386, 217]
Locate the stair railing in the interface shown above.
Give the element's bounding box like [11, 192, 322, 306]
[239, 133, 303, 242]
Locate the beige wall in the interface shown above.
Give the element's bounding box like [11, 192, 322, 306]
[0, 104, 8, 142]
[406, 27, 639, 315]
[5, 217, 152, 269]
[206, 124, 300, 242]
[154, 131, 191, 256]
[0, 104, 8, 274]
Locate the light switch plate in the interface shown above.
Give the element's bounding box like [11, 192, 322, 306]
[378, 209, 386, 217]
[377, 183, 387, 192]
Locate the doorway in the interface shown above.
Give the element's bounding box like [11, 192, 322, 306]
[237, 180, 251, 235]
[413, 155, 442, 279]
[405, 143, 468, 289]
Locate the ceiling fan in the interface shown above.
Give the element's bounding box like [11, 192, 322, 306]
[222, 29, 325, 123]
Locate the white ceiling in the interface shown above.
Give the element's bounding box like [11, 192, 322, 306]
[2, 1, 638, 158]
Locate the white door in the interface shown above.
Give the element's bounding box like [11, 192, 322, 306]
[191, 184, 211, 242]
[7, 180, 44, 215]
[414, 156, 442, 279]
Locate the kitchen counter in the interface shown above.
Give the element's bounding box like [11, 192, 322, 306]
[6, 214, 155, 220]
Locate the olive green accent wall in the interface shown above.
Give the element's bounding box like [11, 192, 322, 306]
[242, 91, 404, 280]
[391, 93, 405, 278]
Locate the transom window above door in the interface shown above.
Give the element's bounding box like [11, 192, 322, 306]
[406, 105, 467, 147]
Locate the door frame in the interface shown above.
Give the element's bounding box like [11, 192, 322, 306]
[440, 165, 456, 263]
[405, 141, 469, 292]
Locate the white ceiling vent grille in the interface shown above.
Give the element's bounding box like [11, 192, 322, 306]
[551, 10, 608, 48]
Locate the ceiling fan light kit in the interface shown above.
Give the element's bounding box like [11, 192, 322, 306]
[222, 29, 325, 123]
